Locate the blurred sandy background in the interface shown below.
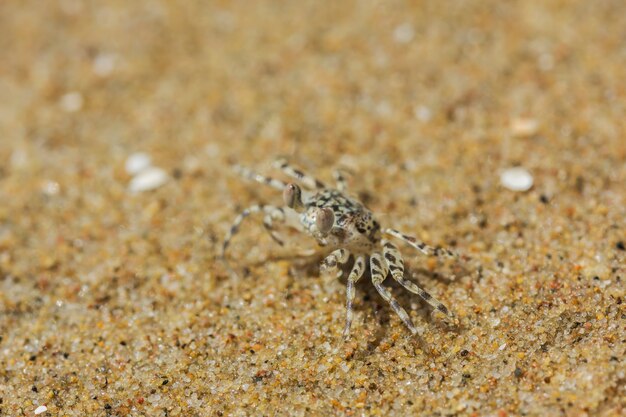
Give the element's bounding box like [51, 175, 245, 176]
[0, 1, 625, 416]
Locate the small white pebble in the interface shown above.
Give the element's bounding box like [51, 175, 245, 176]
[125, 152, 152, 175]
[214, 10, 237, 32]
[499, 343, 507, 351]
[414, 105, 432, 122]
[42, 180, 60, 196]
[205, 143, 221, 158]
[375, 101, 392, 117]
[93, 52, 116, 76]
[59, 92, 83, 112]
[538, 53, 555, 71]
[500, 167, 533, 192]
[128, 167, 169, 193]
[510, 117, 539, 137]
[600, 279, 612, 289]
[393, 22, 415, 44]
[10, 148, 29, 168]
[34, 405, 48, 415]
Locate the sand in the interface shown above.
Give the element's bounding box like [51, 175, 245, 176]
[0, 1, 624, 416]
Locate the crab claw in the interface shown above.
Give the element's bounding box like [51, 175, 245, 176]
[315, 207, 335, 235]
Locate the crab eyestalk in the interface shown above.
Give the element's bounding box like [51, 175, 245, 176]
[283, 183, 304, 211]
[315, 207, 335, 235]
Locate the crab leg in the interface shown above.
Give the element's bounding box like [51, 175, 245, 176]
[222, 205, 286, 259]
[273, 158, 326, 190]
[332, 169, 349, 192]
[383, 228, 458, 260]
[343, 255, 366, 340]
[370, 253, 417, 334]
[382, 240, 454, 321]
[321, 248, 350, 278]
[233, 164, 287, 191]
[263, 207, 287, 246]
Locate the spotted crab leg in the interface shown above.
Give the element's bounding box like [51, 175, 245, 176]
[321, 248, 350, 278]
[273, 158, 326, 190]
[382, 240, 455, 322]
[263, 208, 287, 246]
[383, 228, 458, 261]
[222, 205, 286, 260]
[332, 169, 349, 192]
[343, 255, 366, 340]
[370, 253, 417, 334]
[233, 164, 287, 191]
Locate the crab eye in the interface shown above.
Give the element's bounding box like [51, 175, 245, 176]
[315, 207, 335, 234]
[283, 183, 302, 209]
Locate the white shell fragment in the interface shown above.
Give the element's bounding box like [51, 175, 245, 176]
[59, 92, 83, 112]
[510, 117, 539, 137]
[393, 23, 415, 44]
[34, 405, 48, 415]
[413, 105, 432, 122]
[125, 152, 152, 175]
[128, 167, 169, 193]
[93, 52, 116, 76]
[42, 180, 60, 196]
[500, 167, 533, 192]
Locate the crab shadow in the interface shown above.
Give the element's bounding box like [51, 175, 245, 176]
[351, 265, 463, 355]
[244, 253, 465, 355]
[285, 256, 465, 355]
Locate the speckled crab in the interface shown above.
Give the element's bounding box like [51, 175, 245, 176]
[222, 159, 459, 339]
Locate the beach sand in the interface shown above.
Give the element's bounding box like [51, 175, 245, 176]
[1, 1, 624, 415]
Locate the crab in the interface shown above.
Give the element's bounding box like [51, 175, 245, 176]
[222, 159, 459, 340]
